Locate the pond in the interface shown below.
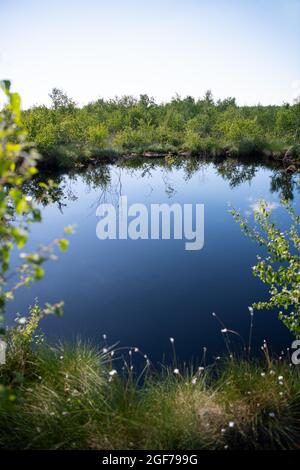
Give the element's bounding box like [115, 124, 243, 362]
[8, 157, 299, 363]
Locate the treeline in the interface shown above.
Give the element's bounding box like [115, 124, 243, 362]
[22, 89, 300, 169]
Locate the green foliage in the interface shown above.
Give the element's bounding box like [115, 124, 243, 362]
[22, 89, 300, 168]
[0, 81, 72, 332]
[275, 104, 300, 140]
[87, 123, 108, 147]
[232, 199, 300, 337]
[0, 80, 40, 328]
[1, 302, 62, 382]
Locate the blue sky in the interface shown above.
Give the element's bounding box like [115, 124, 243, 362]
[0, 0, 299, 108]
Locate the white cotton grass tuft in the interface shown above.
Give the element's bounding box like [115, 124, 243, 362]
[15, 316, 27, 325]
[173, 368, 180, 375]
[169, 337, 175, 343]
[109, 369, 117, 377]
[228, 421, 235, 428]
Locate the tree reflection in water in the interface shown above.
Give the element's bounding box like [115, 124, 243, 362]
[22, 157, 298, 209]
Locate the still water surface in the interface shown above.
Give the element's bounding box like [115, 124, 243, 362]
[8, 158, 299, 362]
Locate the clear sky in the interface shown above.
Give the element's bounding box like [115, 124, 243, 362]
[0, 0, 299, 108]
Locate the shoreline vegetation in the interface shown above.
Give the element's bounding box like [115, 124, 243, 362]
[1, 311, 300, 450]
[23, 89, 300, 172]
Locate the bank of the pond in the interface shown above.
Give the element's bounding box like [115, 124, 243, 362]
[36, 144, 300, 174]
[1, 333, 300, 450]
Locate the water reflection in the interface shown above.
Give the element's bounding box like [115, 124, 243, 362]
[13, 156, 298, 363]
[25, 157, 298, 209]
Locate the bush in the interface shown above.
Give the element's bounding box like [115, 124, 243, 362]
[21, 89, 300, 167]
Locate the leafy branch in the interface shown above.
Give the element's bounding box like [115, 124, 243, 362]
[231, 198, 300, 337]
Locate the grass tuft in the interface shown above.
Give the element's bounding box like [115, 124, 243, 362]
[1, 335, 300, 450]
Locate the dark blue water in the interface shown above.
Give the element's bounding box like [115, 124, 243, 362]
[8, 159, 298, 363]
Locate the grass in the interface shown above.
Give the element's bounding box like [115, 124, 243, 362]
[1, 326, 300, 450]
